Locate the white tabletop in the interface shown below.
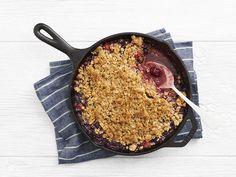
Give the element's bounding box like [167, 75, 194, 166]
[0, 0, 236, 176]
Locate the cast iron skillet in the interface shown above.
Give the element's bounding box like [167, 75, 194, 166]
[34, 23, 197, 155]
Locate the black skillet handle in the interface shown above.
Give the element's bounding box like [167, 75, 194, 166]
[165, 108, 198, 147]
[34, 23, 75, 57]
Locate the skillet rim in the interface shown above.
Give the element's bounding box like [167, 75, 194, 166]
[69, 32, 194, 155]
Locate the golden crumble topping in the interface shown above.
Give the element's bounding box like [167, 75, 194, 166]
[74, 36, 185, 151]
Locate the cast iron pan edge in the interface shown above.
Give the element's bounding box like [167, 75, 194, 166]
[34, 23, 198, 155]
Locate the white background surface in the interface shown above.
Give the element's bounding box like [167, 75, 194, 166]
[0, 0, 236, 176]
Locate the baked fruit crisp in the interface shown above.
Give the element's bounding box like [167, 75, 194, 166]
[73, 36, 186, 152]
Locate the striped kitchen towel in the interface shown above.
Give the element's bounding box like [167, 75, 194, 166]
[34, 29, 202, 164]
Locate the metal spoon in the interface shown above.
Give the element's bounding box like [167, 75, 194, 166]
[146, 61, 221, 130]
[147, 62, 203, 117]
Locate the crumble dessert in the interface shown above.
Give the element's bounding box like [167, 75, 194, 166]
[73, 36, 186, 152]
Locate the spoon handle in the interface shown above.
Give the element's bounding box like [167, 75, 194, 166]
[172, 86, 202, 116]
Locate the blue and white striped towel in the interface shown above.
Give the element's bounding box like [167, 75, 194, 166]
[34, 28, 202, 164]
